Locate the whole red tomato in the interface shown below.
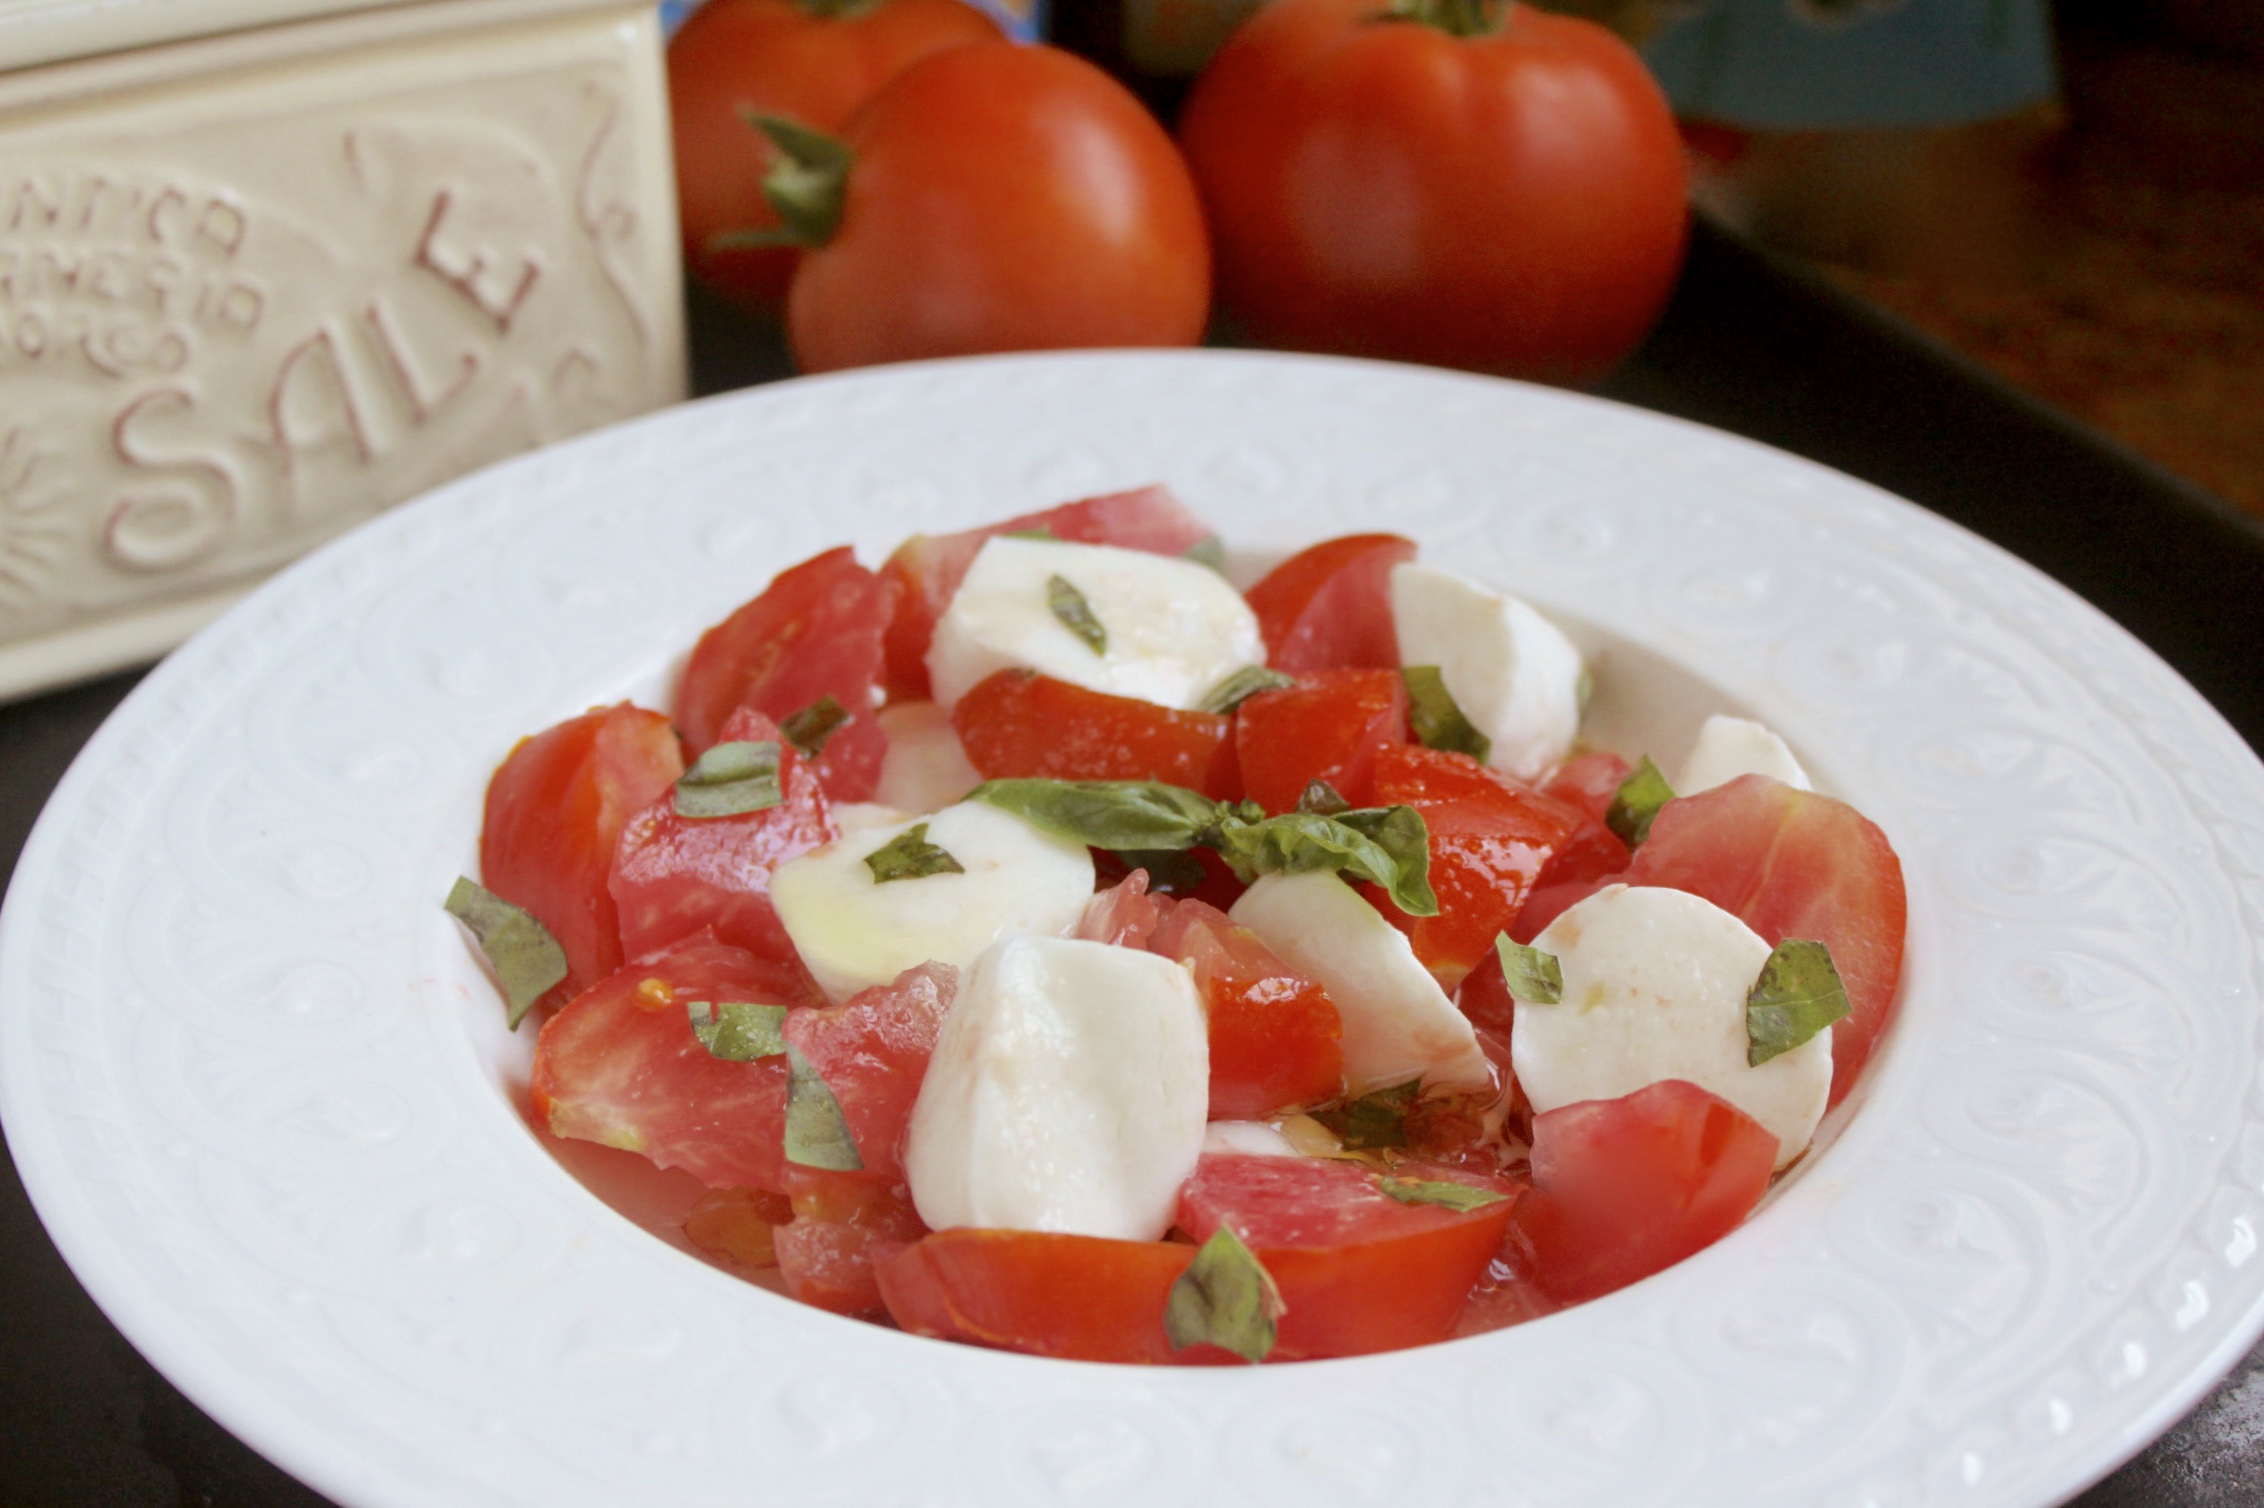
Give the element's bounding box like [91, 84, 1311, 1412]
[1177, 0, 1688, 382]
[777, 42, 1212, 372]
[668, 0, 1002, 312]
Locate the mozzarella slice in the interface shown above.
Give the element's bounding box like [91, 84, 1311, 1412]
[1390, 563, 1584, 783]
[926, 536, 1266, 711]
[1511, 884, 1830, 1168]
[1227, 871, 1491, 1096]
[769, 801, 1094, 1003]
[905, 936, 1209, 1240]
[1202, 1121, 1301, 1158]
[1677, 714, 1812, 796]
[831, 801, 912, 836]
[874, 701, 983, 814]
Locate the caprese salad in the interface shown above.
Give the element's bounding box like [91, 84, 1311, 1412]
[447, 484, 1907, 1363]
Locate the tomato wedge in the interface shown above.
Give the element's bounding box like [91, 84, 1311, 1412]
[880, 485, 1218, 700]
[529, 934, 799, 1192]
[1539, 749, 1632, 824]
[1076, 869, 1172, 949]
[1233, 669, 1407, 813]
[775, 1166, 928, 1316]
[480, 703, 683, 1010]
[1149, 900, 1344, 1119]
[1177, 1153, 1515, 1358]
[780, 962, 957, 1179]
[676, 546, 898, 800]
[1508, 1079, 1777, 1305]
[1243, 533, 1415, 672]
[951, 669, 1239, 797]
[1618, 775, 1907, 1106]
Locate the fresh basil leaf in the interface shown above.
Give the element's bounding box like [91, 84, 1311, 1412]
[1312, 1078, 1421, 1150]
[1377, 1176, 1509, 1213]
[1493, 935, 1563, 1005]
[1182, 535, 1229, 574]
[675, 739, 784, 818]
[779, 695, 850, 759]
[1402, 665, 1491, 764]
[1212, 805, 1438, 917]
[1296, 779, 1351, 816]
[686, 1000, 789, 1061]
[443, 877, 568, 1030]
[1004, 527, 1057, 540]
[1746, 937, 1852, 1066]
[1197, 665, 1296, 716]
[970, 779, 1224, 851]
[1047, 574, 1107, 655]
[1118, 848, 1211, 894]
[864, 822, 964, 884]
[1604, 755, 1674, 847]
[784, 1044, 862, 1169]
[1164, 1224, 1281, 1363]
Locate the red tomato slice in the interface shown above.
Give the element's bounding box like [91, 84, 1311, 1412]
[481, 703, 684, 1010]
[880, 485, 1218, 700]
[1234, 668, 1408, 813]
[878, 1229, 1238, 1363]
[1540, 749, 1632, 824]
[1076, 869, 1173, 949]
[1243, 534, 1415, 673]
[1619, 775, 1907, 1106]
[1176, 1153, 1515, 1358]
[1509, 1079, 1776, 1305]
[775, 1166, 929, 1316]
[529, 934, 801, 1192]
[780, 961, 957, 1180]
[1365, 744, 1627, 991]
[675, 545, 898, 800]
[1148, 900, 1344, 1119]
[951, 669, 1239, 798]
[609, 708, 836, 986]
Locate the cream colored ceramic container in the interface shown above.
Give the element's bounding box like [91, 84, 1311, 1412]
[0, 0, 687, 698]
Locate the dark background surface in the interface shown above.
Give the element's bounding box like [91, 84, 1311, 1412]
[4, 222, 2263, 1506]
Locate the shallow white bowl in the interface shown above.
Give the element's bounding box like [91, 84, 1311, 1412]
[5, 350, 2262, 1508]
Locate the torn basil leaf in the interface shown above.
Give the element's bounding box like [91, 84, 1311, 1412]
[1164, 1225, 1282, 1363]
[1197, 665, 1296, 716]
[1402, 666, 1491, 764]
[1004, 527, 1057, 541]
[783, 1044, 863, 1169]
[1746, 937, 1852, 1066]
[864, 822, 964, 884]
[1377, 1176, 1509, 1213]
[1604, 755, 1674, 847]
[675, 739, 784, 818]
[971, 778, 1224, 852]
[443, 877, 568, 1030]
[1182, 535, 1229, 574]
[1296, 779, 1350, 816]
[1047, 574, 1108, 655]
[779, 695, 850, 759]
[1211, 804, 1439, 918]
[1494, 935, 1563, 1005]
[1312, 1079, 1421, 1150]
[687, 1000, 789, 1061]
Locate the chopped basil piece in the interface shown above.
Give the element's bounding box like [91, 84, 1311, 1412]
[1182, 535, 1229, 574]
[864, 822, 965, 884]
[1212, 804, 1439, 918]
[1604, 755, 1674, 847]
[1047, 574, 1108, 655]
[1494, 935, 1563, 1005]
[1118, 848, 1211, 895]
[443, 877, 568, 1030]
[1296, 779, 1351, 816]
[779, 695, 851, 759]
[783, 1044, 863, 1170]
[675, 739, 784, 818]
[1377, 1176, 1509, 1213]
[1004, 527, 1057, 540]
[1164, 1225, 1281, 1363]
[1746, 938, 1852, 1066]
[1402, 666, 1491, 764]
[1196, 665, 1296, 716]
[686, 1000, 789, 1061]
[1312, 1078, 1421, 1150]
[971, 778, 1224, 851]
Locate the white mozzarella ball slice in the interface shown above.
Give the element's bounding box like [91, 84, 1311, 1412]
[830, 801, 913, 836]
[1202, 1121, 1300, 1158]
[905, 935, 1210, 1241]
[926, 536, 1266, 712]
[1677, 714, 1812, 796]
[1228, 871, 1491, 1096]
[874, 701, 983, 814]
[1390, 562, 1584, 783]
[770, 801, 1094, 1003]
[1512, 884, 1830, 1169]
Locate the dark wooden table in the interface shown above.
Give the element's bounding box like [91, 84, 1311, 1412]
[6, 221, 2263, 1507]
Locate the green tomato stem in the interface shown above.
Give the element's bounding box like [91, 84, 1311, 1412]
[1385, 0, 1506, 37]
[737, 110, 853, 250]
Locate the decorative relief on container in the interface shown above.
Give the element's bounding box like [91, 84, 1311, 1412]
[0, 6, 684, 694]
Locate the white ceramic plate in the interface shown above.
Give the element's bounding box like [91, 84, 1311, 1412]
[6, 351, 2262, 1508]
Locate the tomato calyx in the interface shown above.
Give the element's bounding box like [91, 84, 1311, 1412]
[794, 0, 886, 18]
[706, 113, 853, 253]
[1377, 0, 1505, 38]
